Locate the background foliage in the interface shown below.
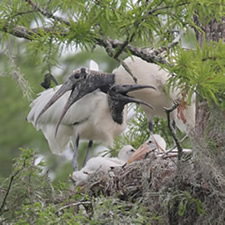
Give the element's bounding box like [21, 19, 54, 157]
[0, 0, 225, 224]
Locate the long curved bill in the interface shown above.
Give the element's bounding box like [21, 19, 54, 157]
[35, 68, 115, 125]
[127, 142, 156, 164]
[35, 80, 74, 125]
[54, 84, 157, 136]
[109, 84, 157, 110]
[54, 88, 80, 136]
[127, 135, 165, 164]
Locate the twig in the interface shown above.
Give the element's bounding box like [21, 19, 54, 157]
[113, 39, 129, 59]
[0, 161, 26, 216]
[57, 201, 92, 213]
[119, 60, 137, 83]
[3, 23, 169, 65]
[25, 0, 70, 26]
[164, 102, 183, 160]
[101, 38, 138, 83]
[168, 30, 184, 48]
[156, 30, 185, 55]
[162, 135, 188, 157]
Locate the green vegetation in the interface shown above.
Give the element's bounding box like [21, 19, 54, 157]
[0, 0, 225, 224]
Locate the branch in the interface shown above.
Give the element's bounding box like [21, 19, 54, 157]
[2, 24, 169, 65]
[95, 37, 168, 64]
[2, 25, 66, 41]
[101, 38, 138, 83]
[162, 135, 188, 158]
[119, 60, 137, 83]
[56, 201, 92, 215]
[0, 161, 26, 216]
[164, 102, 183, 160]
[156, 30, 185, 55]
[25, 0, 70, 26]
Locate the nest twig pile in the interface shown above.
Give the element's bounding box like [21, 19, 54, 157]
[72, 105, 225, 224]
[75, 142, 225, 224]
[85, 152, 176, 200]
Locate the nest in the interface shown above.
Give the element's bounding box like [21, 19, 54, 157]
[74, 142, 225, 224]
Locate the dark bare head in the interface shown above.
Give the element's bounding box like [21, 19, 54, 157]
[36, 68, 156, 136]
[35, 68, 115, 130]
[108, 84, 156, 124]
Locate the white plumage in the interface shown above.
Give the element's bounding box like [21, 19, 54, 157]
[149, 134, 167, 151]
[27, 85, 128, 155]
[113, 56, 196, 134]
[72, 145, 135, 185]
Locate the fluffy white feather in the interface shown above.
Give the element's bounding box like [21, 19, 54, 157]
[72, 145, 135, 185]
[113, 56, 196, 134]
[27, 85, 128, 154]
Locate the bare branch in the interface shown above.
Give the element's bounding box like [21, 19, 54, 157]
[95, 37, 168, 64]
[119, 60, 137, 83]
[57, 201, 92, 213]
[0, 161, 26, 216]
[164, 102, 183, 160]
[2, 26, 169, 65]
[162, 135, 188, 158]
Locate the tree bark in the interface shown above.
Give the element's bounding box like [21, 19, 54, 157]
[193, 17, 225, 138]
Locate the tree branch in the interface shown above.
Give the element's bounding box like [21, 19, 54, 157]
[0, 161, 26, 216]
[25, 0, 70, 26]
[164, 102, 183, 160]
[95, 37, 168, 64]
[56, 201, 92, 214]
[2, 23, 170, 65]
[2, 22, 182, 68]
[1, 1, 186, 69]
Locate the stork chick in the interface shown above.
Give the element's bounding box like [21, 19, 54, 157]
[72, 145, 135, 186]
[127, 134, 167, 163]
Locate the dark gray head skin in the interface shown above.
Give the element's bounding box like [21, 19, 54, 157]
[36, 68, 156, 136]
[108, 84, 156, 124]
[35, 68, 115, 127]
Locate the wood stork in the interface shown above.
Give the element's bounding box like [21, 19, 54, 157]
[27, 68, 155, 171]
[113, 56, 196, 134]
[55, 56, 196, 135]
[72, 145, 135, 185]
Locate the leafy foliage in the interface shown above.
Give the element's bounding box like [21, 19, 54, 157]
[0, 0, 225, 223]
[0, 149, 159, 224]
[1, 0, 225, 108]
[166, 40, 225, 108]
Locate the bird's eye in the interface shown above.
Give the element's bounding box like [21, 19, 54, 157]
[148, 140, 152, 144]
[130, 148, 135, 152]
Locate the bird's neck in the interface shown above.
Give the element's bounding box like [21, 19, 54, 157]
[109, 100, 125, 125]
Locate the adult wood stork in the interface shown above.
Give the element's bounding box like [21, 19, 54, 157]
[27, 68, 155, 171]
[113, 56, 196, 134]
[72, 145, 135, 186]
[54, 56, 196, 135]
